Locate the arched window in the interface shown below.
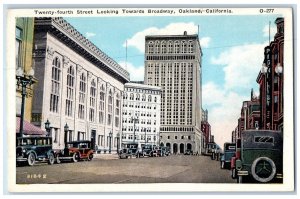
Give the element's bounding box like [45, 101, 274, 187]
[130, 93, 134, 100]
[154, 96, 157, 102]
[50, 57, 61, 113]
[65, 65, 74, 116]
[99, 84, 105, 124]
[89, 79, 96, 122]
[188, 41, 194, 53]
[181, 41, 187, 53]
[115, 93, 120, 128]
[78, 73, 86, 119]
[142, 94, 146, 101]
[174, 41, 180, 54]
[161, 41, 167, 54]
[148, 95, 152, 102]
[107, 89, 113, 125]
[167, 41, 173, 53]
[136, 93, 140, 101]
[148, 41, 154, 54]
[155, 41, 160, 54]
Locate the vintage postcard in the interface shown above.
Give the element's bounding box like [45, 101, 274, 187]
[6, 6, 294, 192]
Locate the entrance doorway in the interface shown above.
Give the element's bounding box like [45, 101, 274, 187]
[91, 130, 96, 150]
[173, 143, 178, 154]
[180, 143, 184, 154]
[187, 143, 192, 151]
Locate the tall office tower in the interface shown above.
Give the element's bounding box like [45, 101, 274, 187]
[144, 31, 203, 154]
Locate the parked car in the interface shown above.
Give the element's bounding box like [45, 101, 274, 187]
[220, 142, 236, 169]
[150, 146, 161, 157]
[203, 142, 216, 156]
[119, 148, 137, 159]
[231, 138, 241, 179]
[161, 147, 171, 156]
[184, 149, 193, 155]
[140, 144, 153, 157]
[235, 130, 283, 183]
[55, 140, 94, 163]
[16, 136, 55, 166]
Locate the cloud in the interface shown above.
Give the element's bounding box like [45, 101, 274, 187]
[124, 22, 199, 53]
[211, 42, 267, 90]
[85, 32, 96, 39]
[263, 24, 277, 39]
[200, 37, 211, 48]
[202, 82, 248, 148]
[119, 61, 144, 81]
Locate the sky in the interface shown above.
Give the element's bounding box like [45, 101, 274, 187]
[65, 14, 281, 148]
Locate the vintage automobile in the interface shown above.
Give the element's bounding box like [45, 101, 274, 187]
[16, 136, 56, 166]
[161, 147, 171, 156]
[56, 140, 94, 163]
[184, 149, 193, 155]
[203, 142, 216, 156]
[235, 130, 283, 183]
[220, 142, 236, 169]
[119, 148, 138, 159]
[140, 144, 153, 157]
[230, 138, 241, 179]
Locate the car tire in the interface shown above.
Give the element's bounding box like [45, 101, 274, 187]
[251, 156, 276, 183]
[56, 154, 61, 164]
[48, 153, 55, 165]
[72, 153, 79, 163]
[27, 152, 35, 166]
[231, 168, 237, 179]
[221, 161, 225, 169]
[237, 175, 243, 184]
[88, 154, 93, 161]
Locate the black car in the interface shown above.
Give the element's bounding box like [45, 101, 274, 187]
[16, 136, 55, 166]
[184, 149, 193, 155]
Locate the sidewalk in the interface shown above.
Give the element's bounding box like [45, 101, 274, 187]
[93, 153, 119, 160]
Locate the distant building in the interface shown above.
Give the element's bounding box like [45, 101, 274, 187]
[144, 31, 203, 154]
[201, 109, 211, 147]
[257, 17, 284, 131]
[122, 82, 161, 147]
[31, 17, 129, 150]
[15, 18, 36, 122]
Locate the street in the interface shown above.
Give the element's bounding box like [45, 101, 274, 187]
[16, 154, 235, 184]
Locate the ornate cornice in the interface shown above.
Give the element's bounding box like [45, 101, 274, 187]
[34, 17, 130, 83]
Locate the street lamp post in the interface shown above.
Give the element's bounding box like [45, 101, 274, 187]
[16, 67, 34, 138]
[132, 115, 139, 143]
[64, 123, 69, 148]
[109, 132, 112, 154]
[116, 132, 120, 154]
[44, 119, 51, 136]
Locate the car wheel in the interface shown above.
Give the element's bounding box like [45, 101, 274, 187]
[56, 154, 61, 164]
[221, 161, 225, 169]
[237, 175, 243, 184]
[27, 152, 35, 166]
[72, 153, 79, 163]
[48, 153, 55, 165]
[231, 168, 236, 179]
[251, 156, 276, 183]
[88, 154, 93, 161]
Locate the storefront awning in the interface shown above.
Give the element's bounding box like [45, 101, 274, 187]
[16, 117, 47, 136]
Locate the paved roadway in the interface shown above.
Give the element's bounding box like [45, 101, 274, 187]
[16, 154, 236, 184]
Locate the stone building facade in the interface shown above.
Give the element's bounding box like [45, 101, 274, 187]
[122, 83, 161, 148]
[31, 17, 129, 151]
[144, 31, 203, 154]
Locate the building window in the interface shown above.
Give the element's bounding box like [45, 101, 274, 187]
[53, 128, 59, 143]
[174, 41, 180, 54]
[182, 41, 187, 53]
[115, 94, 120, 128]
[15, 27, 22, 69]
[107, 90, 113, 125]
[130, 93, 134, 100]
[65, 66, 74, 117]
[148, 95, 152, 102]
[168, 41, 173, 53]
[89, 79, 96, 122]
[78, 73, 86, 119]
[175, 136, 178, 139]
[50, 57, 61, 113]
[142, 94, 146, 101]
[77, 131, 86, 140]
[68, 130, 73, 142]
[99, 85, 105, 124]
[148, 41, 154, 54]
[155, 41, 160, 53]
[161, 41, 167, 53]
[188, 41, 194, 53]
